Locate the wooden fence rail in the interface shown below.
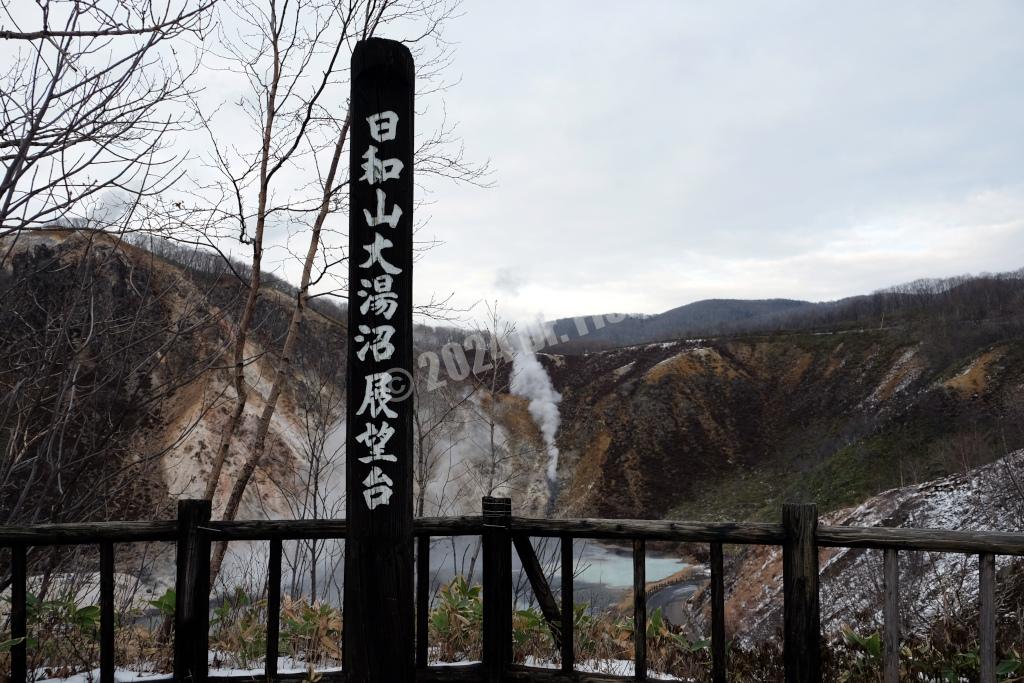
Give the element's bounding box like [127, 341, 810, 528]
[2, 498, 1020, 682]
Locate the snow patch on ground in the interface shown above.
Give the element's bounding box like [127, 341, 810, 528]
[613, 361, 635, 377]
[37, 658, 684, 682]
[521, 656, 684, 680]
[861, 345, 923, 407]
[647, 347, 712, 372]
[36, 656, 344, 682]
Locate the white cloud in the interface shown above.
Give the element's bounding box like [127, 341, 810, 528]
[412, 1, 1024, 322]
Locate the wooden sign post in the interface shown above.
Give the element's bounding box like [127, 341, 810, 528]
[344, 38, 415, 682]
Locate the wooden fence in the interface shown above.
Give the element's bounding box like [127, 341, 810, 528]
[2, 497, 1023, 682]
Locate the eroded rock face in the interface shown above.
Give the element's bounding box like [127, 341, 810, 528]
[7, 231, 1024, 531]
[547, 332, 1024, 520]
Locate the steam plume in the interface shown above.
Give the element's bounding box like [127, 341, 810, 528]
[510, 336, 562, 488]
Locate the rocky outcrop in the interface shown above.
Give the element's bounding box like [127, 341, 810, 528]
[548, 331, 1024, 520]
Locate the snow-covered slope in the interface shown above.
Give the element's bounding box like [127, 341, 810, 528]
[721, 450, 1024, 642]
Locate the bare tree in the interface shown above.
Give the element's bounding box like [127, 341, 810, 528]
[0, 226, 240, 612]
[412, 364, 474, 517]
[188, 0, 489, 580]
[282, 339, 346, 602]
[0, 0, 213, 243]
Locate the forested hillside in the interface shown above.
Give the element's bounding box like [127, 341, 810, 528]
[4, 230, 1023, 529]
[0, 230, 552, 535]
[549, 309, 1024, 520]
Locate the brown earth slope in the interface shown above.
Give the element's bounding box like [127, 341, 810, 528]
[548, 330, 1024, 520]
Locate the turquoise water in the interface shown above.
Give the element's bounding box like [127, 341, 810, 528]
[573, 539, 688, 587]
[426, 536, 690, 610]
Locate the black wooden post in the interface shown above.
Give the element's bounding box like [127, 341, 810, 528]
[979, 553, 996, 683]
[633, 539, 647, 681]
[782, 503, 821, 683]
[265, 538, 283, 680]
[174, 499, 211, 682]
[417, 535, 430, 669]
[560, 535, 574, 673]
[883, 548, 900, 683]
[710, 541, 727, 683]
[482, 497, 512, 682]
[100, 542, 115, 683]
[11, 543, 27, 683]
[344, 36, 416, 683]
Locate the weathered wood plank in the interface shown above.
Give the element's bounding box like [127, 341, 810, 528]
[414, 516, 487, 537]
[782, 504, 821, 683]
[208, 671, 347, 682]
[512, 533, 562, 647]
[561, 535, 574, 673]
[417, 663, 485, 681]
[418, 534, 431, 669]
[266, 538, 283, 680]
[158, 663, 494, 683]
[207, 516, 479, 540]
[633, 539, 646, 681]
[482, 497, 512, 683]
[204, 662, 683, 683]
[510, 518, 785, 545]
[979, 552, 996, 683]
[100, 542, 115, 683]
[883, 548, 899, 683]
[204, 519, 348, 540]
[4, 516, 1023, 557]
[710, 542, 726, 683]
[147, 663, 491, 682]
[818, 525, 1024, 556]
[0, 521, 176, 545]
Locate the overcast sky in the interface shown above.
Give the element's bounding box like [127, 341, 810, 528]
[408, 1, 1024, 322]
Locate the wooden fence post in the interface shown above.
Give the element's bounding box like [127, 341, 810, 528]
[100, 542, 115, 683]
[174, 499, 211, 682]
[482, 497, 512, 683]
[782, 503, 821, 683]
[883, 547, 900, 683]
[265, 538, 283, 681]
[417, 534, 431, 669]
[561, 535, 574, 673]
[633, 539, 647, 681]
[710, 541, 727, 683]
[979, 552, 996, 683]
[10, 543, 27, 683]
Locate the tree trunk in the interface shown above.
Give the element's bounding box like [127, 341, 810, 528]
[209, 120, 348, 581]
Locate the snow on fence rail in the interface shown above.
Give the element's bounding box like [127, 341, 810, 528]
[2, 498, 1021, 683]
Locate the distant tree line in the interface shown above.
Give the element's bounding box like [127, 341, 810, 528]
[554, 269, 1024, 355]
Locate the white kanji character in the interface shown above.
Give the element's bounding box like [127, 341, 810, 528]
[356, 371, 398, 419]
[362, 466, 395, 510]
[355, 421, 397, 463]
[357, 275, 399, 320]
[359, 232, 402, 275]
[360, 145, 403, 184]
[355, 323, 396, 362]
[363, 483, 393, 510]
[363, 188, 402, 229]
[367, 111, 398, 142]
[362, 465, 394, 489]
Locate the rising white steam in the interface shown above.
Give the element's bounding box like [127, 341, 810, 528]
[510, 336, 562, 485]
